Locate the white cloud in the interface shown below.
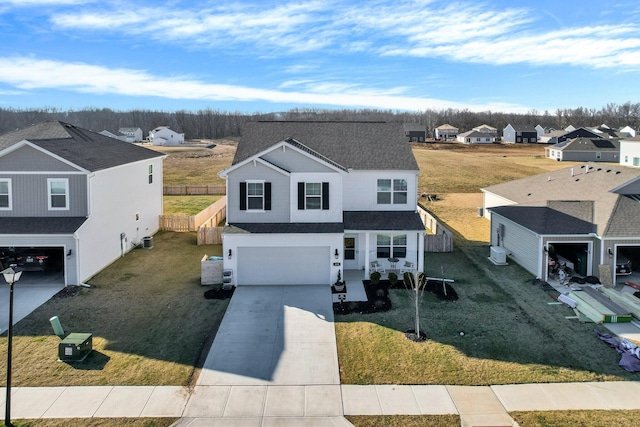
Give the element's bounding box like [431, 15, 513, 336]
[46, 0, 640, 70]
[0, 56, 529, 112]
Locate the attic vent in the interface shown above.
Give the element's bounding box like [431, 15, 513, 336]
[597, 168, 602, 171]
[580, 165, 585, 168]
[616, 171, 621, 174]
[527, 193, 531, 196]
[606, 169, 611, 173]
[575, 178, 580, 181]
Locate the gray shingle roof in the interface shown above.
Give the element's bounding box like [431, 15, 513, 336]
[489, 206, 596, 235]
[343, 211, 425, 231]
[0, 121, 164, 171]
[234, 121, 419, 171]
[225, 223, 344, 234]
[554, 138, 619, 152]
[483, 163, 640, 236]
[0, 217, 88, 234]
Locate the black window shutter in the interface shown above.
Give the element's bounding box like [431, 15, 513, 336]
[240, 182, 247, 210]
[264, 182, 272, 210]
[298, 182, 305, 210]
[322, 182, 329, 210]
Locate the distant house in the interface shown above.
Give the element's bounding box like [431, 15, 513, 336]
[99, 127, 144, 143]
[565, 125, 576, 132]
[456, 130, 494, 144]
[434, 124, 459, 141]
[119, 127, 143, 143]
[503, 124, 538, 143]
[539, 130, 567, 144]
[149, 126, 185, 146]
[403, 123, 427, 142]
[557, 127, 602, 143]
[535, 124, 545, 140]
[620, 126, 637, 138]
[473, 124, 497, 135]
[620, 136, 640, 167]
[545, 138, 620, 162]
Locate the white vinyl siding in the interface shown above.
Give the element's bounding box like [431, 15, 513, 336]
[48, 178, 69, 210]
[0, 179, 11, 209]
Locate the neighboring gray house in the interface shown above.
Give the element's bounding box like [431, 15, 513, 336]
[503, 124, 538, 143]
[403, 123, 427, 142]
[482, 163, 640, 284]
[0, 121, 165, 285]
[545, 138, 620, 162]
[218, 121, 425, 286]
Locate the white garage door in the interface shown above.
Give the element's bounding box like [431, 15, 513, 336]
[237, 246, 330, 285]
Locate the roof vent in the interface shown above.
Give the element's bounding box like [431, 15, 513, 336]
[575, 178, 580, 181]
[616, 171, 621, 174]
[606, 169, 611, 173]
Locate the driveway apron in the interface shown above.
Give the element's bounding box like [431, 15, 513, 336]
[197, 285, 340, 386]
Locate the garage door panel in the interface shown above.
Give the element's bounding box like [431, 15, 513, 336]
[238, 246, 330, 285]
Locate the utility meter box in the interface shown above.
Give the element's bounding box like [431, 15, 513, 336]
[58, 332, 92, 362]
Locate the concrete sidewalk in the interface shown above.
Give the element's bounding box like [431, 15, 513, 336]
[3, 381, 640, 425]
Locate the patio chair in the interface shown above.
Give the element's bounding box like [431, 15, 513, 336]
[370, 260, 386, 273]
[400, 261, 415, 274]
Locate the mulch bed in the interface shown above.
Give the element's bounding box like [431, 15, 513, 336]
[203, 287, 235, 300]
[53, 285, 82, 299]
[333, 277, 459, 315]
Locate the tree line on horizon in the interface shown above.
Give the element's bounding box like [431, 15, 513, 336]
[0, 102, 638, 140]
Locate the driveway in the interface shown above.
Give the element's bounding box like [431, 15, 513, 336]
[197, 285, 340, 386]
[0, 271, 65, 333]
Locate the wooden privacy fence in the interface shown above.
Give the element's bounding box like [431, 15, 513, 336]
[160, 196, 227, 232]
[164, 184, 226, 195]
[197, 226, 224, 245]
[418, 203, 454, 252]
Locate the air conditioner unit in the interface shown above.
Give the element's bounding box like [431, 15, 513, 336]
[489, 246, 508, 265]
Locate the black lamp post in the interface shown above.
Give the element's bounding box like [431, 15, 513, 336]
[2, 265, 22, 427]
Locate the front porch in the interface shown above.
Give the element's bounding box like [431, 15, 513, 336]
[332, 269, 410, 303]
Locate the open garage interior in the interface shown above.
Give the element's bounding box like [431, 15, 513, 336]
[616, 245, 640, 284]
[0, 246, 65, 284]
[547, 242, 590, 277]
[237, 246, 330, 285]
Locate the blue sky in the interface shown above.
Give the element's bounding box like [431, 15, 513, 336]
[1, 0, 639, 114]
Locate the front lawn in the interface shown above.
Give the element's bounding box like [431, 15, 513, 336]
[0, 231, 229, 387]
[335, 248, 637, 385]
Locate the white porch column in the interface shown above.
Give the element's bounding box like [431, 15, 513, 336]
[364, 232, 371, 277]
[417, 231, 425, 273]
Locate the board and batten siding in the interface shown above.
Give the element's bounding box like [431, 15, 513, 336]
[491, 213, 540, 276]
[226, 162, 290, 223]
[261, 146, 337, 173]
[0, 173, 87, 217]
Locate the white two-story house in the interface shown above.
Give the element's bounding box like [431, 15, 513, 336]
[0, 121, 165, 285]
[218, 121, 425, 286]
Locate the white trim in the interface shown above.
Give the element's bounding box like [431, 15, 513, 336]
[47, 177, 69, 210]
[0, 178, 12, 210]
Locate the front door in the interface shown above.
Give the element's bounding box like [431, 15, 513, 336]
[344, 236, 357, 270]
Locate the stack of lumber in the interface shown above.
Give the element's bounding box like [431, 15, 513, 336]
[568, 287, 632, 324]
[600, 287, 640, 320]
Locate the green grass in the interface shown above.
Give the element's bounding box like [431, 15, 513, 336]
[335, 248, 637, 385]
[2, 419, 177, 427]
[0, 231, 228, 387]
[163, 195, 222, 215]
[346, 415, 460, 427]
[511, 410, 640, 427]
